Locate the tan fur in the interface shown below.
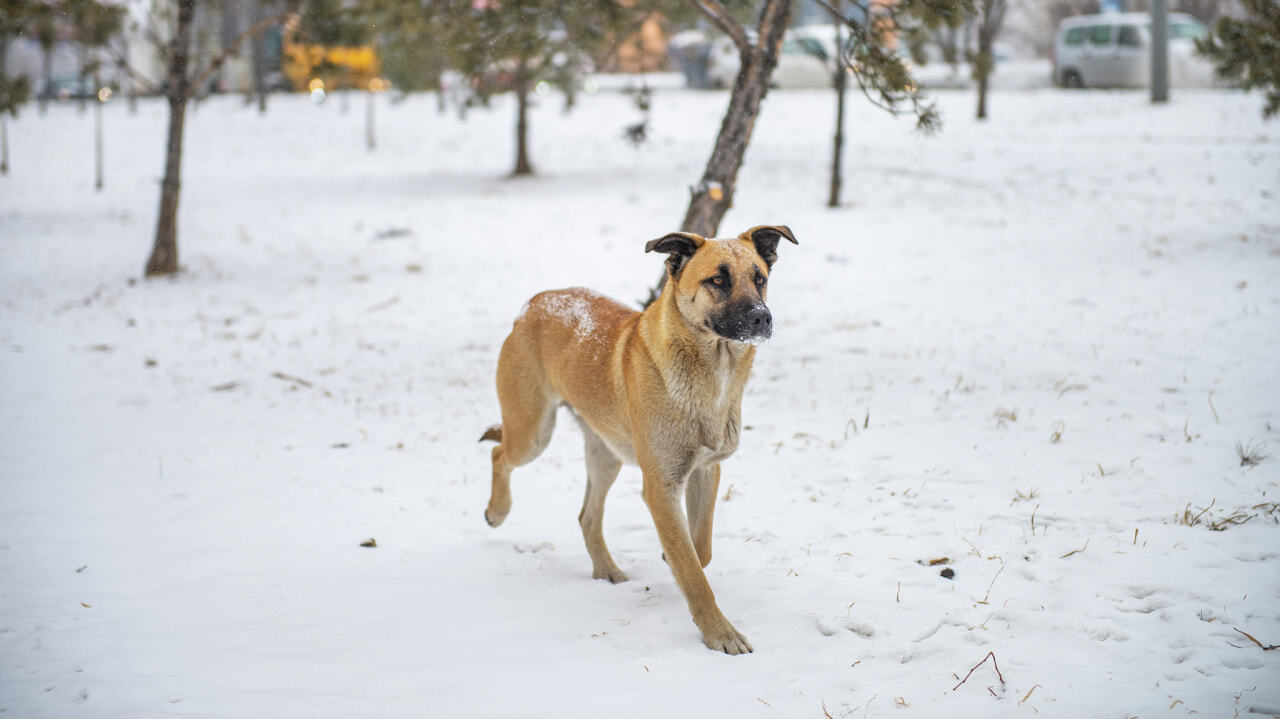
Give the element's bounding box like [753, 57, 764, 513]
[483, 225, 796, 654]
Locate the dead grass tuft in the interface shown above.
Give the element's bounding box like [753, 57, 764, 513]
[1176, 499, 1280, 531]
[1049, 420, 1065, 443]
[1236, 439, 1270, 467]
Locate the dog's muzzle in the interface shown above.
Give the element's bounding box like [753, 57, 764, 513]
[713, 303, 772, 343]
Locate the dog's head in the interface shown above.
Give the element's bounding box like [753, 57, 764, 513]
[645, 225, 798, 343]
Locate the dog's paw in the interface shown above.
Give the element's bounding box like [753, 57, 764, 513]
[592, 566, 629, 584]
[703, 626, 753, 655]
[484, 507, 508, 527]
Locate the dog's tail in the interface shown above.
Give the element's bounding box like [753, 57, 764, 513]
[479, 424, 503, 443]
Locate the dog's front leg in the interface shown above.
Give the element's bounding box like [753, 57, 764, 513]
[685, 464, 720, 568]
[642, 466, 751, 655]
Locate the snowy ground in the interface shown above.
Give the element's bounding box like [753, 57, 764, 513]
[2, 84, 1278, 718]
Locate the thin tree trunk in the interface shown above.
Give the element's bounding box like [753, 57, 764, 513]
[974, 0, 1003, 121]
[366, 90, 375, 152]
[828, 22, 846, 208]
[39, 46, 52, 113]
[512, 61, 534, 176]
[976, 71, 988, 119]
[0, 35, 8, 175]
[250, 1, 268, 115]
[145, 0, 196, 278]
[78, 58, 88, 114]
[94, 71, 103, 190]
[679, 0, 793, 238]
[123, 37, 139, 114]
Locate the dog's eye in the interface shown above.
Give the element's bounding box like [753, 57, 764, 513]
[754, 275, 766, 286]
[710, 276, 724, 286]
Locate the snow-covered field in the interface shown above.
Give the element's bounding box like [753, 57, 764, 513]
[2, 84, 1278, 718]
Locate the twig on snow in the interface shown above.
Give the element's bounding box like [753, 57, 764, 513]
[271, 371, 313, 388]
[1233, 627, 1279, 651]
[953, 651, 1005, 691]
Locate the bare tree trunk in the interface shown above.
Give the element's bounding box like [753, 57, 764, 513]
[78, 57, 89, 114]
[679, 0, 793, 238]
[0, 35, 8, 175]
[366, 90, 376, 152]
[828, 21, 846, 208]
[976, 71, 988, 119]
[250, 0, 268, 115]
[146, 0, 196, 278]
[122, 36, 139, 115]
[512, 60, 534, 176]
[94, 71, 103, 190]
[974, 0, 1004, 121]
[39, 45, 52, 114]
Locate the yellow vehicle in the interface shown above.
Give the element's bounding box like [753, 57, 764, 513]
[281, 17, 383, 92]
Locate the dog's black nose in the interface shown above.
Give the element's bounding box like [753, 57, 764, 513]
[745, 305, 772, 337]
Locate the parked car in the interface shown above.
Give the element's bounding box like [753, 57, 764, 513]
[705, 25, 840, 90]
[1053, 12, 1215, 89]
[45, 75, 96, 101]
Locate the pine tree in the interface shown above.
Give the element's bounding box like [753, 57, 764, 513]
[426, 0, 653, 176]
[1196, 0, 1280, 119]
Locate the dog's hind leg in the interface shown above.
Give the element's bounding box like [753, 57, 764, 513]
[577, 421, 627, 583]
[485, 354, 558, 528]
[686, 464, 720, 569]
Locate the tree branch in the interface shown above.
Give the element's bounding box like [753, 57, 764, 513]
[686, 0, 750, 54]
[184, 7, 298, 101]
[140, 22, 169, 56]
[810, 0, 857, 32]
[108, 44, 160, 94]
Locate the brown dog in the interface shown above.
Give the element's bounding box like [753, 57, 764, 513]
[481, 225, 797, 654]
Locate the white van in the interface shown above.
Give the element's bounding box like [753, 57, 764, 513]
[1053, 12, 1215, 89]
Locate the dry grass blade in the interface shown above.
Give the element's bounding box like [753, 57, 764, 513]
[1177, 499, 1216, 528]
[978, 560, 1005, 605]
[272, 371, 313, 388]
[1059, 539, 1090, 559]
[1209, 510, 1255, 531]
[993, 407, 1018, 426]
[1049, 420, 1065, 443]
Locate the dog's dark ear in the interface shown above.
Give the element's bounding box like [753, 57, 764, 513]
[645, 232, 705, 277]
[746, 225, 798, 267]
